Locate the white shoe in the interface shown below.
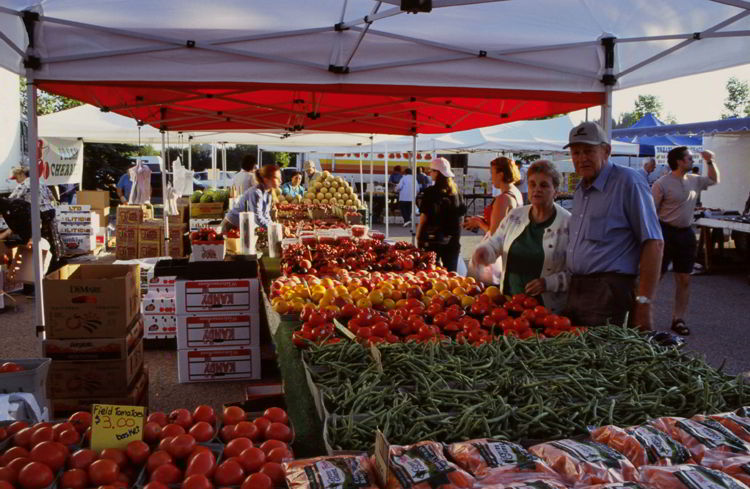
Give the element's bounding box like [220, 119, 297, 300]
[403, 221, 411, 227]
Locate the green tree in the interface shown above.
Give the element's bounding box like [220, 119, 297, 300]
[721, 77, 750, 119]
[632, 94, 663, 120]
[273, 152, 291, 168]
[19, 77, 83, 117]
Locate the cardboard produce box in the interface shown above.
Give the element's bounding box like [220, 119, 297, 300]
[117, 205, 152, 225]
[176, 312, 260, 349]
[116, 225, 138, 245]
[115, 244, 138, 260]
[47, 336, 144, 397]
[190, 202, 224, 219]
[138, 241, 163, 259]
[169, 223, 187, 242]
[43, 316, 143, 361]
[168, 241, 187, 259]
[177, 346, 260, 383]
[138, 220, 165, 243]
[144, 314, 176, 339]
[50, 367, 148, 418]
[61, 234, 97, 255]
[76, 190, 110, 210]
[189, 240, 225, 262]
[43, 264, 140, 339]
[175, 278, 259, 315]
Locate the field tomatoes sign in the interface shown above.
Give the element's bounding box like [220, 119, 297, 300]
[91, 404, 146, 451]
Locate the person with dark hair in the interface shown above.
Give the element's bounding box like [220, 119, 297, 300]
[232, 154, 258, 196]
[652, 147, 719, 335]
[563, 122, 663, 329]
[416, 166, 431, 191]
[416, 158, 467, 272]
[464, 156, 522, 235]
[116, 160, 136, 204]
[223, 164, 281, 230]
[389, 165, 403, 186]
[395, 167, 416, 227]
[281, 171, 304, 199]
[473, 160, 571, 311]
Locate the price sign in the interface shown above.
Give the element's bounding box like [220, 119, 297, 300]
[91, 404, 146, 451]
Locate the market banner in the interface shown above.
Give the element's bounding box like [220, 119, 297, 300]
[654, 144, 704, 167]
[37, 137, 84, 185]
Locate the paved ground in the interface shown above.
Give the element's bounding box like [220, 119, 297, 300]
[1, 225, 748, 414]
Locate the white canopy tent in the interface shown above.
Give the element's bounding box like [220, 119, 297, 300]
[1, 0, 749, 326]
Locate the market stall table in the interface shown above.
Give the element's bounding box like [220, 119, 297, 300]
[695, 216, 750, 273]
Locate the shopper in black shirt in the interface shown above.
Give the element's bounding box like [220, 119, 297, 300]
[416, 158, 467, 271]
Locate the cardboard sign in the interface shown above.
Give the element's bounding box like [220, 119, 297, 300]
[91, 403, 145, 451]
[333, 319, 356, 340]
[375, 430, 391, 487]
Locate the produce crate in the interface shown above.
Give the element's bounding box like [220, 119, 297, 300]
[322, 414, 370, 456]
[0, 358, 51, 415]
[301, 355, 325, 421]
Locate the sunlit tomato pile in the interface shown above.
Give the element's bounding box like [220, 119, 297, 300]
[223, 228, 240, 239]
[142, 405, 218, 445]
[0, 363, 24, 374]
[293, 289, 585, 348]
[190, 228, 221, 242]
[281, 240, 437, 275]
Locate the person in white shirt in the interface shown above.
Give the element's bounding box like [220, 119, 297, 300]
[652, 147, 719, 336]
[639, 158, 656, 184]
[395, 168, 416, 227]
[232, 155, 257, 197]
[517, 162, 529, 204]
[303, 160, 319, 188]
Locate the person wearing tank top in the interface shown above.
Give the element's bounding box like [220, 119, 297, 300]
[464, 156, 522, 236]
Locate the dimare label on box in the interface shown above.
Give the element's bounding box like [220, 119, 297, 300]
[175, 278, 259, 314]
[177, 347, 260, 383]
[176, 313, 259, 349]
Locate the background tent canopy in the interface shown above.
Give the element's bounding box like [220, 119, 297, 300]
[2, 0, 750, 134]
[613, 113, 701, 157]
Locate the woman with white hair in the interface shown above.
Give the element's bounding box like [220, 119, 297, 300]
[416, 158, 467, 272]
[472, 160, 571, 312]
[302, 160, 318, 188]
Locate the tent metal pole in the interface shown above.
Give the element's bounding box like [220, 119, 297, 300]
[212, 144, 217, 189]
[222, 142, 227, 174]
[27, 72, 44, 328]
[369, 137, 374, 229]
[602, 86, 613, 139]
[384, 143, 389, 240]
[359, 154, 364, 206]
[188, 136, 193, 170]
[160, 131, 169, 246]
[411, 135, 417, 245]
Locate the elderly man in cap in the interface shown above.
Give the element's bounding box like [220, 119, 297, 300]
[303, 160, 318, 188]
[564, 122, 664, 330]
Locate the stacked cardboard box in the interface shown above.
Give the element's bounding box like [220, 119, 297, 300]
[57, 205, 100, 255]
[142, 269, 177, 339]
[175, 277, 261, 383]
[42, 264, 147, 417]
[116, 205, 152, 259]
[76, 190, 110, 246]
[138, 219, 164, 258]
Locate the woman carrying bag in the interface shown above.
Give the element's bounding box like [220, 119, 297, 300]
[416, 158, 467, 272]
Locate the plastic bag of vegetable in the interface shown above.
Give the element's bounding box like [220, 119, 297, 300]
[383, 441, 475, 489]
[529, 439, 638, 486]
[699, 454, 750, 486]
[649, 417, 750, 463]
[638, 464, 749, 489]
[591, 425, 693, 467]
[446, 438, 560, 483]
[282, 454, 379, 489]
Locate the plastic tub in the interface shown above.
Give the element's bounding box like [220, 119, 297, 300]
[0, 358, 51, 416]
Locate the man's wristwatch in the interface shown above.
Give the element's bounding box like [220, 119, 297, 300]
[635, 295, 652, 305]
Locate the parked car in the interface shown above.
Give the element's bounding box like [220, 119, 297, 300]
[194, 170, 236, 189]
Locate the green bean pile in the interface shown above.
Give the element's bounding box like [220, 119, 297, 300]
[303, 326, 749, 452]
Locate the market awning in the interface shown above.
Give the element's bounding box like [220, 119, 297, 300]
[613, 116, 750, 139]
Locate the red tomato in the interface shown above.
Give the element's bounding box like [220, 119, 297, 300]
[7, 421, 28, 435]
[241, 473, 273, 489]
[13, 427, 34, 448]
[143, 483, 169, 489]
[259, 462, 285, 487]
[88, 459, 120, 486]
[147, 412, 168, 427]
[150, 464, 182, 485]
[146, 451, 174, 473]
[224, 438, 253, 458]
[237, 447, 265, 473]
[57, 429, 80, 446]
[232, 422, 259, 441]
[161, 424, 186, 439]
[0, 481, 13, 489]
[189, 421, 215, 443]
[158, 436, 175, 452]
[100, 448, 128, 469]
[67, 412, 92, 434]
[266, 447, 293, 463]
[219, 425, 235, 443]
[555, 316, 572, 329]
[187, 446, 212, 464]
[60, 468, 89, 489]
[222, 406, 246, 425]
[6, 458, 31, 476]
[168, 434, 197, 459]
[169, 409, 193, 429]
[258, 440, 287, 456]
[185, 451, 216, 478]
[0, 446, 29, 466]
[213, 461, 245, 487]
[18, 461, 54, 489]
[192, 405, 216, 425]
[52, 422, 76, 440]
[0, 362, 24, 373]
[125, 440, 151, 465]
[0, 467, 17, 484]
[182, 474, 213, 489]
[264, 423, 292, 443]
[143, 422, 162, 443]
[29, 441, 67, 471]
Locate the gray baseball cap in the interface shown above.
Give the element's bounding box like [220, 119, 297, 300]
[563, 121, 609, 148]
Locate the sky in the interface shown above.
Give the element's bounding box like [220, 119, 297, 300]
[570, 64, 750, 125]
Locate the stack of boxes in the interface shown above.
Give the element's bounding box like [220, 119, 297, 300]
[116, 205, 152, 260]
[142, 268, 177, 339]
[115, 203, 189, 259]
[167, 199, 190, 259]
[42, 264, 147, 417]
[138, 219, 165, 258]
[175, 270, 261, 383]
[57, 205, 100, 255]
[76, 190, 110, 248]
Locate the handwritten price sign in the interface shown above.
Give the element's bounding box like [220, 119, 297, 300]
[91, 404, 146, 451]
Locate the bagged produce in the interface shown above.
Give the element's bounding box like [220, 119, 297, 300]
[283, 454, 379, 489]
[476, 473, 570, 488]
[649, 417, 750, 462]
[446, 439, 559, 481]
[591, 425, 693, 467]
[700, 454, 750, 486]
[529, 439, 638, 486]
[576, 484, 650, 489]
[384, 440, 475, 489]
[695, 410, 750, 443]
[638, 464, 749, 489]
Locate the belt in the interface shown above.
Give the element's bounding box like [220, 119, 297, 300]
[572, 272, 636, 281]
[660, 221, 692, 231]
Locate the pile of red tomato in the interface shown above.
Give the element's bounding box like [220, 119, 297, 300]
[190, 228, 221, 243]
[0, 405, 293, 489]
[0, 363, 24, 374]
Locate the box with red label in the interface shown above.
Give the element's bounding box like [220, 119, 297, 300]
[116, 225, 139, 245]
[43, 315, 143, 361]
[168, 241, 187, 259]
[138, 241, 163, 259]
[138, 220, 165, 243]
[117, 205, 152, 225]
[144, 314, 177, 339]
[141, 296, 175, 315]
[175, 278, 259, 315]
[50, 367, 148, 418]
[190, 241, 225, 262]
[177, 347, 261, 383]
[169, 223, 187, 241]
[115, 244, 138, 260]
[61, 234, 97, 255]
[147, 272, 176, 297]
[176, 312, 260, 349]
[47, 336, 144, 397]
[44, 264, 140, 339]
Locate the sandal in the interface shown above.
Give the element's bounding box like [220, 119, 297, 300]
[671, 318, 690, 336]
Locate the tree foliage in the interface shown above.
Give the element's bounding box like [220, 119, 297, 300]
[19, 78, 83, 117]
[613, 94, 677, 128]
[273, 152, 292, 168]
[721, 77, 750, 119]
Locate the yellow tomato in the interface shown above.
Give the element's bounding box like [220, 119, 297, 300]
[368, 290, 385, 306]
[433, 281, 448, 292]
[356, 297, 373, 309]
[485, 285, 501, 299]
[460, 295, 475, 308]
[382, 298, 396, 310]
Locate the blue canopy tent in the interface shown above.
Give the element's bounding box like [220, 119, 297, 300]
[613, 113, 702, 157]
